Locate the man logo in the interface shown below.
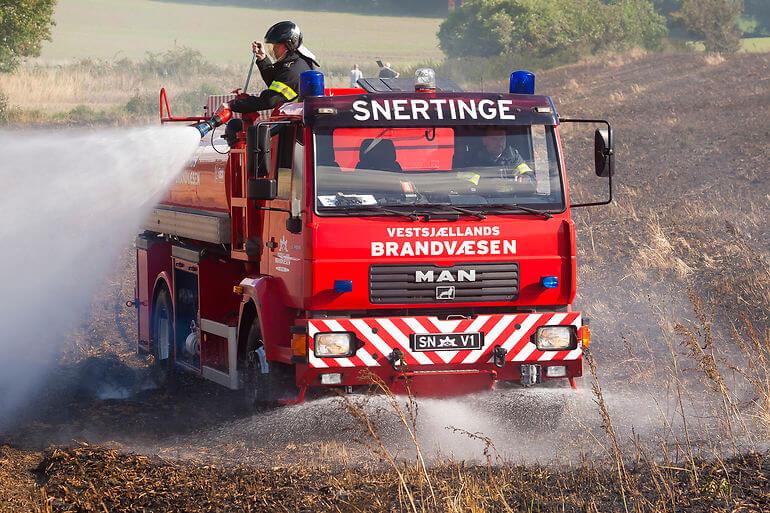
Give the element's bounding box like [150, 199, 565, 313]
[415, 269, 476, 283]
[436, 286, 456, 300]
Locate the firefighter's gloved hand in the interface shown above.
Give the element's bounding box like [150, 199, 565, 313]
[252, 41, 267, 61]
[224, 118, 244, 148]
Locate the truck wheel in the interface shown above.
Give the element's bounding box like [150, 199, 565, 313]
[151, 287, 175, 382]
[241, 320, 301, 410]
[242, 320, 273, 409]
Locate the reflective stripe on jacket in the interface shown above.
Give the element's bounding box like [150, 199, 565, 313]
[268, 80, 298, 101]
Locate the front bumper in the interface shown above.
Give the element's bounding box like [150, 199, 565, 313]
[299, 312, 583, 395]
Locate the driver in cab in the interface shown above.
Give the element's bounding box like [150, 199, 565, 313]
[458, 127, 536, 185]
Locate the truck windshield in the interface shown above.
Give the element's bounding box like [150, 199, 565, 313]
[313, 125, 564, 215]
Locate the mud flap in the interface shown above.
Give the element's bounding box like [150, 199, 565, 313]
[250, 347, 304, 407]
[255, 346, 269, 374]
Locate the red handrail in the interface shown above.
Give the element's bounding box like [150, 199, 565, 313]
[159, 87, 207, 124]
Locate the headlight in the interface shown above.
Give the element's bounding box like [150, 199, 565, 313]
[535, 326, 576, 350]
[314, 332, 355, 357]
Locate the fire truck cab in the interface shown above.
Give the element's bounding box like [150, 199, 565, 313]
[136, 69, 613, 404]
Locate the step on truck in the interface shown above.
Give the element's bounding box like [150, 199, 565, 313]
[134, 68, 614, 405]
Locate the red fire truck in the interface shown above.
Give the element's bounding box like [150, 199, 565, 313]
[134, 69, 613, 405]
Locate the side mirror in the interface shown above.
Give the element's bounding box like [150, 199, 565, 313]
[285, 216, 302, 234]
[256, 123, 272, 177]
[594, 128, 614, 177]
[246, 125, 257, 178]
[245, 124, 275, 179]
[247, 178, 277, 200]
[559, 117, 614, 208]
[246, 122, 291, 178]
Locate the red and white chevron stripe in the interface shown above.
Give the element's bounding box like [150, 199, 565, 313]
[307, 312, 582, 369]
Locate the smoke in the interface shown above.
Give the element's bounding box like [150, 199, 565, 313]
[0, 126, 200, 426]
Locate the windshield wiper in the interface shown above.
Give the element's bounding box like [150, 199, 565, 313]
[404, 202, 550, 220]
[414, 203, 486, 220]
[318, 205, 419, 221]
[481, 203, 553, 219]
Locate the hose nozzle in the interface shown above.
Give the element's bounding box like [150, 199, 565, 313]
[193, 120, 214, 138]
[191, 104, 233, 139]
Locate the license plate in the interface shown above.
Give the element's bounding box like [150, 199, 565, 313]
[410, 332, 483, 352]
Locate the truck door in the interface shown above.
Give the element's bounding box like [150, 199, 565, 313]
[264, 124, 305, 307]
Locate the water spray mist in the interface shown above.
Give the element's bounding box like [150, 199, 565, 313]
[0, 125, 200, 425]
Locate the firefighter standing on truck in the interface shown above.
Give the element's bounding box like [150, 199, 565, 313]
[227, 21, 320, 113]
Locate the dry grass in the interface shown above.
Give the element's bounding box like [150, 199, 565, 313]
[729, 318, 770, 437]
[605, 48, 650, 68]
[632, 213, 694, 280]
[0, 51, 239, 118]
[1, 65, 150, 112]
[703, 53, 727, 66]
[0, 446, 43, 512]
[0, 53, 364, 122]
[0, 62, 231, 113]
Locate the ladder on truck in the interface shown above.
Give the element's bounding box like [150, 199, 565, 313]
[229, 146, 262, 261]
[228, 109, 273, 262]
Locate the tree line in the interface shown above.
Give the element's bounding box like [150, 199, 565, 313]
[440, 0, 761, 58]
[1, 0, 768, 77]
[0, 0, 56, 73]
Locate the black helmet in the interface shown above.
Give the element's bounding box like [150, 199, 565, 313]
[264, 21, 302, 52]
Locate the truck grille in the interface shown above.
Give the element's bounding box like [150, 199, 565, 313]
[369, 262, 519, 304]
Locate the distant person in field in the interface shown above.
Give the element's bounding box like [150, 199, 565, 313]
[378, 62, 399, 79]
[226, 21, 320, 114]
[349, 64, 363, 88]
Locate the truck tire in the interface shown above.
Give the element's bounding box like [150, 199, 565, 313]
[242, 320, 272, 409]
[241, 320, 297, 410]
[151, 287, 175, 382]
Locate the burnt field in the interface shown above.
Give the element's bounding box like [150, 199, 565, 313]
[1, 51, 769, 512]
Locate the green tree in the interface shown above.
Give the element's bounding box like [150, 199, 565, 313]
[674, 0, 743, 52]
[743, 0, 770, 36]
[0, 0, 57, 73]
[651, 0, 681, 17]
[438, 0, 515, 57]
[438, 0, 667, 59]
[605, 0, 668, 50]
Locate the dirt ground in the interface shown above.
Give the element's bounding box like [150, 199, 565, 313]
[1, 51, 769, 512]
[7, 446, 770, 512]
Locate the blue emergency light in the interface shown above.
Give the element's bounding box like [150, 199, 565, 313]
[334, 280, 353, 293]
[300, 70, 325, 98]
[509, 70, 535, 95]
[541, 276, 559, 289]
